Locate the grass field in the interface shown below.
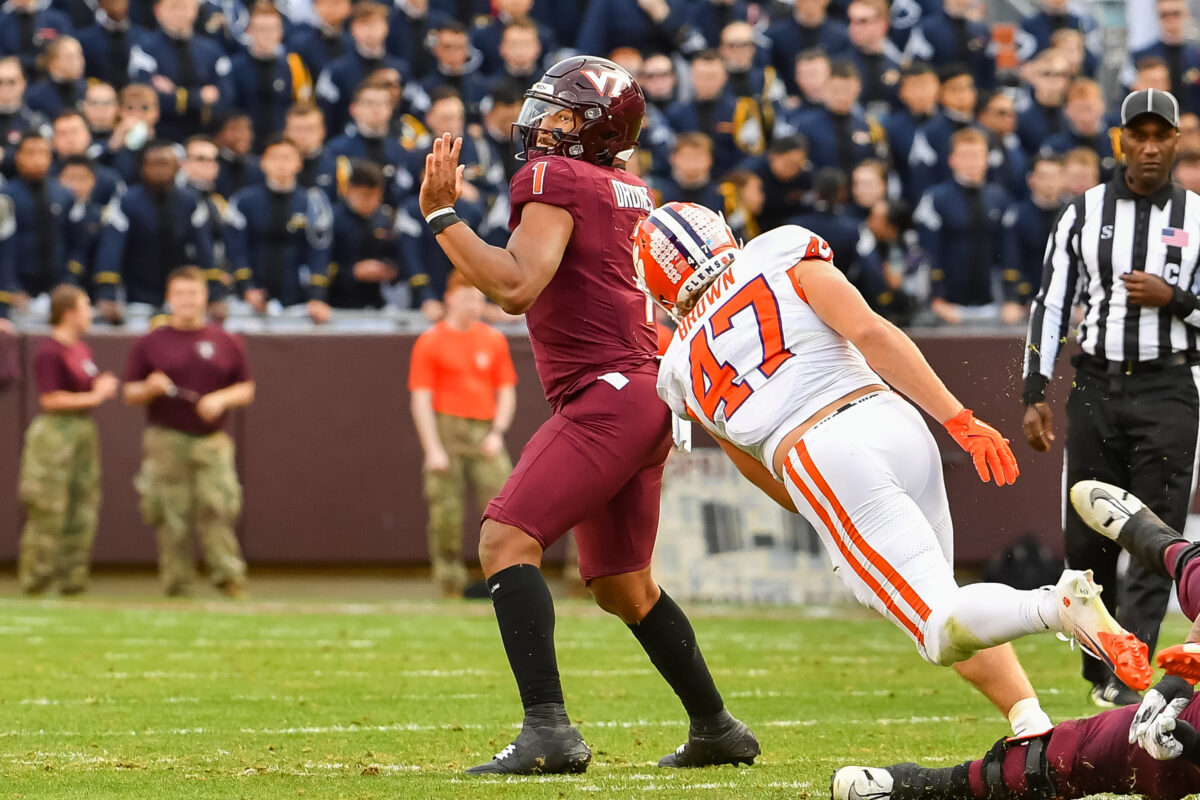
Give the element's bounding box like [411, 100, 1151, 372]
[1, 589, 1190, 799]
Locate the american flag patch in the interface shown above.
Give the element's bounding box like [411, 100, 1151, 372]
[1162, 227, 1190, 247]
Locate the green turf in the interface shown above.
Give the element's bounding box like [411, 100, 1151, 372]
[0, 595, 1190, 799]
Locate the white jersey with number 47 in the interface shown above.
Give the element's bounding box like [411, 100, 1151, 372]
[657, 225, 884, 476]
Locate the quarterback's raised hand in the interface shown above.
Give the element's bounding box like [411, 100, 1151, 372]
[419, 132, 465, 218]
[943, 408, 1020, 486]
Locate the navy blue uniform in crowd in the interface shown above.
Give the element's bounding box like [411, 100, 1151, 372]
[49, 159, 124, 207]
[25, 76, 87, 119]
[77, 14, 146, 88]
[686, 0, 753, 49]
[0, 175, 78, 297]
[787, 207, 861, 275]
[744, 152, 813, 232]
[784, 105, 879, 176]
[472, 17, 554, 78]
[228, 48, 311, 151]
[887, 0, 940, 50]
[652, 175, 724, 210]
[639, 104, 675, 179]
[1129, 40, 1200, 115]
[417, 65, 491, 119]
[326, 125, 415, 207]
[1040, 125, 1118, 180]
[1007, 195, 1060, 304]
[0, 0, 73, 73]
[129, 30, 234, 141]
[767, 16, 851, 95]
[316, 49, 409, 136]
[915, 179, 1013, 307]
[395, 193, 482, 306]
[846, 44, 903, 111]
[387, 5, 450, 79]
[298, 147, 336, 197]
[223, 182, 333, 306]
[215, 149, 264, 201]
[0, 194, 13, 318]
[576, 0, 705, 58]
[1018, 10, 1098, 74]
[94, 183, 216, 304]
[986, 130, 1029, 200]
[327, 199, 397, 309]
[193, 189, 229, 299]
[664, 91, 745, 177]
[905, 109, 972, 202]
[65, 195, 102, 295]
[904, 10, 995, 89]
[883, 106, 932, 191]
[1016, 96, 1066, 156]
[287, 21, 352, 80]
[0, 108, 50, 177]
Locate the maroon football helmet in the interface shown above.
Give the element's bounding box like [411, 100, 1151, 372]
[513, 55, 645, 165]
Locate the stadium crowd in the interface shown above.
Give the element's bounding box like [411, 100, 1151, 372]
[0, 0, 1192, 330]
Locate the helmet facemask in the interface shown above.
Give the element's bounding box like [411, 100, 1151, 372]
[513, 93, 589, 161]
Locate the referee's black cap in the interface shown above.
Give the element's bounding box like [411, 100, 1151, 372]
[1121, 88, 1180, 129]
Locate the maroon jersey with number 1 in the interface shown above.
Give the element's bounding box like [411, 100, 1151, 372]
[508, 155, 658, 410]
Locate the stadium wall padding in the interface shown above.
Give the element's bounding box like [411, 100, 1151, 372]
[0, 330, 1077, 567]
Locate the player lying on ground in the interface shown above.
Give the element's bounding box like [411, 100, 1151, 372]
[418, 57, 756, 775]
[829, 479, 1200, 800]
[633, 202, 1152, 739]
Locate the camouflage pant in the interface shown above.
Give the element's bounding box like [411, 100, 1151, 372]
[424, 414, 512, 594]
[135, 426, 247, 594]
[18, 414, 100, 594]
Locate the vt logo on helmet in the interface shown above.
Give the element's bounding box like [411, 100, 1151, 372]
[513, 55, 645, 165]
[633, 202, 741, 321]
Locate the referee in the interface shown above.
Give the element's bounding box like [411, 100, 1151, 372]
[1023, 89, 1200, 708]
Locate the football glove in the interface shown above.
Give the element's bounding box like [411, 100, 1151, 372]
[1131, 674, 1194, 752]
[943, 408, 1020, 486]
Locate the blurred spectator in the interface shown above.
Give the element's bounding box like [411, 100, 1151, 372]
[0, 0, 73, 75]
[655, 131, 723, 208]
[56, 155, 103, 290]
[687, 0, 756, 49]
[328, 159, 398, 309]
[1018, 0, 1097, 73]
[485, 19, 544, 90]
[180, 135, 230, 310]
[123, 266, 254, 599]
[315, 1, 407, 134]
[785, 58, 880, 177]
[1060, 145, 1099, 198]
[791, 47, 832, 110]
[577, 0, 705, 60]
[914, 128, 1014, 325]
[417, 21, 489, 119]
[1174, 150, 1200, 193]
[1039, 78, 1116, 180]
[475, 78, 524, 184]
[0, 56, 50, 176]
[904, 0, 994, 90]
[883, 61, 938, 191]
[788, 166, 860, 274]
[2, 133, 80, 309]
[1180, 111, 1200, 155]
[388, 0, 451, 80]
[326, 80, 414, 206]
[975, 89, 1027, 199]
[1016, 48, 1070, 155]
[1106, 55, 1173, 129]
[94, 140, 217, 314]
[366, 65, 432, 140]
[1049, 28, 1093, 79]
[906, 62, 975, 202]
[79, 80, 118, 148]
[0, 194, 12, 322]
[50, 111, 124, 207]
[849, 157, 887, 219]
[1128, 0, 1200, 115]
[1008, 153, 1064, 308]
[287, 0, 352, 80]
[409, 269, 516, 597]
[473, 0, 554, 79]
[719, 21, 781, 152]
[844, 0, 902, 112]
[284, 102, 335, 195]
[25, 36, 87, 120]
[106, 82, 159, 184]
[77, 0, 145, 89]
[665, 50, 744, 174]
[718, 168, 763, 242]
[213, 112, 264, 198]
[18, 284, 118, 596]
[852, 196, 920, 323]
[639, 52, 678, 114]
[750, 132, 813, 231]
[767, 0, 850, 96]
[224, 135, 333, 322]
[421, 87, 504, 209]
[228, 2, 313, 153]
[129, 0, 234, 142]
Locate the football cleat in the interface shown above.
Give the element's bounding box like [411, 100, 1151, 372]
[831, 766, 894, 800]
[1157, 643, 1200, 685]
[465, 720, 591, 775]
[1069, 480, 1146, 541]
[658, 709, 759, 768]
[1054, 569, 1152, 691]
[1089, 677, 1143, 708]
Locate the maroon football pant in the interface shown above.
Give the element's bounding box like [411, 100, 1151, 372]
[484, 368, 673, 582]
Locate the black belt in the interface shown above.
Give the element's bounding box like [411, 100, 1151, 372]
[1073, 352, 1198, 376]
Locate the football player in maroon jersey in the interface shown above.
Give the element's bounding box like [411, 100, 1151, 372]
[418, 55, 759, 775]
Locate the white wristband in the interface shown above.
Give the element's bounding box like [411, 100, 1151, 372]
[424, 206, 456, 224]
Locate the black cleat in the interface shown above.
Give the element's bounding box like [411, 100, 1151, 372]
[1090, 677, 1143, 708]
[658, 709, 760, 768]
[466, 705, 591, 775]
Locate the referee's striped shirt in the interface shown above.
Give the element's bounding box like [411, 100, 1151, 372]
[1023, 171, 1200, 394]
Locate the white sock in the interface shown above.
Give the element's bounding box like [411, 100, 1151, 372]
[943, 583, 1055, 648]
[1007, 696, 1053, 738]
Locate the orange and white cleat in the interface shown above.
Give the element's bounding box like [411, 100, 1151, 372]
[1055, 569, 1152, 691]
[1157, 643, 1200, 685]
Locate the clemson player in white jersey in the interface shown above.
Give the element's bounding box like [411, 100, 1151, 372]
[634, 202, 1152, 737]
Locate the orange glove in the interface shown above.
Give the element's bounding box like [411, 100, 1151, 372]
[943, 408, 1020, 487]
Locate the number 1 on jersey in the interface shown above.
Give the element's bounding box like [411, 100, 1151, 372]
[531, 161, 547, 195]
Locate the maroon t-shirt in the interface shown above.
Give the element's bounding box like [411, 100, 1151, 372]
[125, 323, 251, 435]
[34, 338, 98, 396]
[508, 156, 658, 410]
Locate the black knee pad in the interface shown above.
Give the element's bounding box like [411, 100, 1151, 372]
[978, 733, 1054, 800]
